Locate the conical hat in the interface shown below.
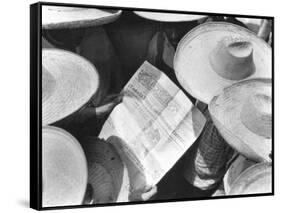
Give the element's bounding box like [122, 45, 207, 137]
[209, 78, 272, 162]
[174, 22, 271, 104]
[42, 126, 88, 207]
[42, 5, 122, 29]
[81, 137, 130, 203]
[134, 11, 206, 22]
[42, 49, 99, 125]
[228, 162, 272, 195]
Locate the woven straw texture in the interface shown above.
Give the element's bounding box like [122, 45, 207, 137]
[183, 107, 234, 190]
[223, 155, 256, 194]
[174, 22, 271, 104]
[81, 137, 130, 203]
[209, 78, 272, 162]
[228, 162, 272, 195]
[42, 49, 99, 126]
[42, 126, 88, 207]
[42, 6, 122, 29]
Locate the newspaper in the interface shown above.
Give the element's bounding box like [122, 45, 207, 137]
[99, 61, 206, 194]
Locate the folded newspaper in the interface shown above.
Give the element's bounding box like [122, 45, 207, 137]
[99, 61, 206, 200]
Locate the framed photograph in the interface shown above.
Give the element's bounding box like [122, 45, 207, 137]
[30, 1, 273, 210]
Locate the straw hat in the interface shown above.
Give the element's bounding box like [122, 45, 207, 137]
[224, 155, 256, 194]
[42, 5, 122, 29]
[81, 137, 130, 203]
[42, 49, 99, 125]
[134, 11, 206, 22]
[42, 126, 88, 207]
[228, 162, 272, 195]
[174, 22, 272, 104]
[209, 78, 272, 162]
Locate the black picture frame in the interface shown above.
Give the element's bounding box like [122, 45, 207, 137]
[30, 1, 274, 210]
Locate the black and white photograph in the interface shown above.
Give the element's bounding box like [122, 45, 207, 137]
[30, 1, 273, 210]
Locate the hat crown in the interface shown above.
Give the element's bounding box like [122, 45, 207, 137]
[209, 37, 256, 80]
[42, 66, 56, 103]
[240, 93, 272, 139]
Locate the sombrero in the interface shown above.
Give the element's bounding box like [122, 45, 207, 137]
[224, 155, 256, 194]
[228, 162, 272, 195]
[134, 11, 206, 22]
[42, 126, 88, 207]
[81, 137, 130, 204]
[174, 22, 272, 104]
[42, 49, 99, 125]
[209, 78, 272, 162]
[42, 5, 122, 29]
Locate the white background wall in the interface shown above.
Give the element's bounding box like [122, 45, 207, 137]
[0, 0, 278, 212]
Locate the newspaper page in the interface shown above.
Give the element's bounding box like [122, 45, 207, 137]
[99, 61, 206, 194]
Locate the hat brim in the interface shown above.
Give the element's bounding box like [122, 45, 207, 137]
[88, 162, 117, 204]
[134, 11, 206, 22]
[42, 49, 99, 125]
[174, 22, 272, 104]
[42, 6, 122, 29]
[42, 126, 88, 207]
[209, 78, 272, 162]
[224, 155, 256, 195]
[228, 162, 272, 195]
[81, 137, 130, 203]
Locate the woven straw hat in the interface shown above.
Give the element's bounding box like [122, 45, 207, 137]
[42, 49, 99, 125]
[42, 126, 88, 207]
[81, 137, 130, 203]
[42, 5, 122, 29]
[209, 78, 272, 162]
[224, 155, 256, 194]
[174, 22, 272, 104]
[134, 11, 206, 22]
[228, 162, 272, 195]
